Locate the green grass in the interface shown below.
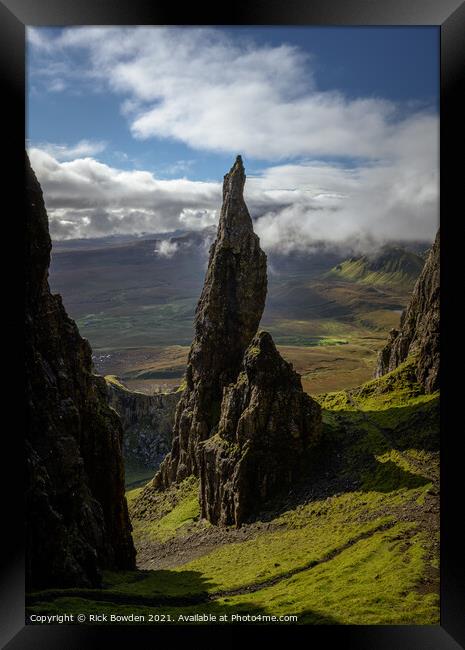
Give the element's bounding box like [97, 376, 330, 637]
[27, 357, 439, 625]
[105, 374, 133, 392]
[218, 527, 437, 625]
[270, 335, 349, 347]
[171, 505, 395, 594]
[130, 476, 201, 543]
[77, 298, 197, 348]
[132, 492, 200, 544]
[27, 491, 438, 624]
[327, 249, 424, 289]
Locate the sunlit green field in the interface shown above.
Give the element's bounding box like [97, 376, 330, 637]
[27, 361, 439, 625]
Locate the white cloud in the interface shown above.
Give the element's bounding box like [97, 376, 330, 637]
[27, 27, 439, 249]
[154, 239, 179, 258]
[28, 146, 438, 248]
[27, 27, 437, 161]
[179, 208, 217, 230]
[161, 159, 196, 176]
[30, 139, 108, 161]
[246, 134, 439, 252]
[28, 147, 221, 239]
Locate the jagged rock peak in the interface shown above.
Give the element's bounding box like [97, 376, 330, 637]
[198, 330, 322, 527]
[223, 154, 245, 197]
[217, 154, 253, 245]
[375, 229, 439, 393]
[150, 157, 267, 489]
[25, 153, 136, 589]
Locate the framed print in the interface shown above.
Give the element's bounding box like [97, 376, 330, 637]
[2, 0, 464, 648]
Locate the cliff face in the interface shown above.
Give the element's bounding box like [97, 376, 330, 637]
[25, 154, 136, 589]
[199, 332, 322, 526]
[375, 230, 440, 393]
[153, 156, 267, 488]
[139, 156, 322, 527]
[105, 378, 180, 469]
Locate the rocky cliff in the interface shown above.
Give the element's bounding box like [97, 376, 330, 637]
[375, 230, 439, 393]
[105, 377, 180, 469]
[139, 156, 322, 527]
[199, 331, 322, 526]
[25, 154, 136, 589]
[153, 156, 267, 488]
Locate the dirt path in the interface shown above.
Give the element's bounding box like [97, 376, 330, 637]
[27, 520, 395, 608]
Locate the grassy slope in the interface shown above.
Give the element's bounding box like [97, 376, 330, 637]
[27, 360, 439, 625]
[327, 248, 424, 290]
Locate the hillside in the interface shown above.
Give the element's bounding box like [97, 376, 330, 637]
[327, 246, 424, 289]
[376, 231, 440, 393]
[26, 359, 439, 624]
[26, 161, 439, 626]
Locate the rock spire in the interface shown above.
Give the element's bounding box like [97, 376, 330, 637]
[152, 155, 267, 488]
[143, 156, 322, 526]
[199, 331, 322, 526]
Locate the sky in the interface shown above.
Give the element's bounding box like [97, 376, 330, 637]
[27, 26, 439, 253]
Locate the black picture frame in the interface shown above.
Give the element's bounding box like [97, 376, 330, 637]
[2, 1, 464, 648]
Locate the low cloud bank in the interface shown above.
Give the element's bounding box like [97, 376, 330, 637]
[29, 147, 438, 254]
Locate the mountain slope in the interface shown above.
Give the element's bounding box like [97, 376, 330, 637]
[27, 359, 439, 624]
[375, 230, 439, 392]
[328, 245, 424, 289]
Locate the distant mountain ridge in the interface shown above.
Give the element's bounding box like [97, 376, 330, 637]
[328, 245, 425, 289]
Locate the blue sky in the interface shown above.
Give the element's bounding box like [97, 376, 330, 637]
[27, 26, 439, 249]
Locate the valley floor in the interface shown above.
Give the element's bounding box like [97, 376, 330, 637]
[92, 330, 388, 398]
[27, 361, 439, 626]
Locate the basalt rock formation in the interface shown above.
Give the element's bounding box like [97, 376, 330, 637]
[152, 156, 267, 488]
[105, 377, 181, 469]
[199, 331, 322, 526]
[26, 154, 136, 589]
[375, 230, 440, 393]
[142, 156, 322, 527]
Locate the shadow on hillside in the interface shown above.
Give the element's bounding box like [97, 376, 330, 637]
[254, 397, 439, 522]
[27, 567, 342, 625]
[361, 459, 431, 492]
